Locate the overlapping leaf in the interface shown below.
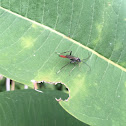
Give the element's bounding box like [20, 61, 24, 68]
[0, 89, 88, 126]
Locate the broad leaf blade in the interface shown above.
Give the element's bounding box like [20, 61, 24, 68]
[0, 1, 126, 126]
[1, 0, 126, 67]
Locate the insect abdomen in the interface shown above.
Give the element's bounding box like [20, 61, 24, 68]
[59, 55, 67, 58]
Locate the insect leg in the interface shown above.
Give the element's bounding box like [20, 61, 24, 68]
[57, 62, 71, 74]
[78, 63, 81, 72]
[55, 51, 72, 55]
[69, 64, 76, 76]
[82, 61, 91, 72]
[69, 51, 72, 55]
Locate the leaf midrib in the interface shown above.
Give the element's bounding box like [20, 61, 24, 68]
[0, 6, 125, 72]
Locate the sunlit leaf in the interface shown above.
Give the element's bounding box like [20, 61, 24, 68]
[0, 0, 126, 126]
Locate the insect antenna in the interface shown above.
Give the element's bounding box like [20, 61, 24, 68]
[82, 52, 91, 61]
[81, 52, 91, 71]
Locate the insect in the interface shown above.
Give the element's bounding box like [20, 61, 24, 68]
[56, 51, 91, 74]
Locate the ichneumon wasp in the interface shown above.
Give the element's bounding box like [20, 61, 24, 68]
[56, 51, 91, 74]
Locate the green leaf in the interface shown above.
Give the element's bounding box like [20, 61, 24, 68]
[1, 0, 126, 68]
[0, 89, 87, 126]
[0, 0, 126, 126]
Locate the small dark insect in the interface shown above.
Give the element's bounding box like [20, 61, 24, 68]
[56, 51, 91, 74]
